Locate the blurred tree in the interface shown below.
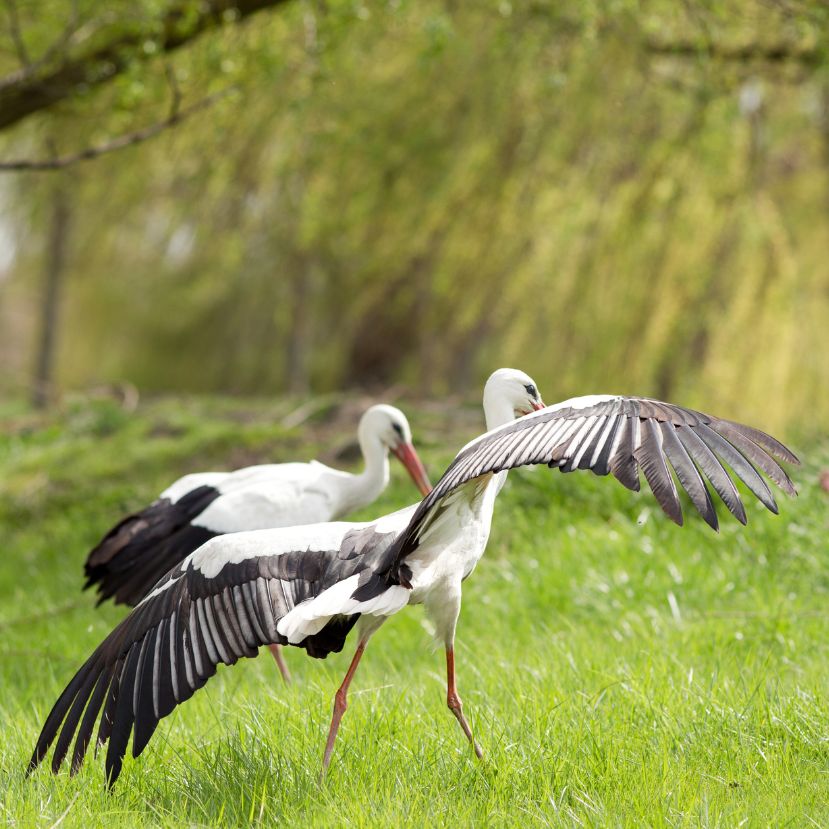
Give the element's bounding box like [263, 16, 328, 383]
[1, 0, 828, 433]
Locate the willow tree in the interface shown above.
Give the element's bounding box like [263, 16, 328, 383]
[1, 0, 828, 433]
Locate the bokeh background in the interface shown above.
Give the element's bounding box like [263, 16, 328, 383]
[1, 1, 828, 434]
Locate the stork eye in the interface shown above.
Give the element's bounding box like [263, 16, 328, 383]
[524, 384, 537, 398]
[391, 423, 404, 437]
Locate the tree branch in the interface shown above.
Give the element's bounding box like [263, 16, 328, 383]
[4, 0, 31, 67]
[0, 87, 234, 171]
[0, 0, 292, 132]
[646, 38, 825, 66]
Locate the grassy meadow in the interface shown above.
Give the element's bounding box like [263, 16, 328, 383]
[1, 396, 827, 827]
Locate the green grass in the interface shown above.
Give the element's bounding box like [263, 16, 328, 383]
[1, 397, 827, 827]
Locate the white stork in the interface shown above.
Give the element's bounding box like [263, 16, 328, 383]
[82, 403, 431, 682]
[29, 369, 798, 786]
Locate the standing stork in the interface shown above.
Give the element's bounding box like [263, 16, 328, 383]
[28, 369, 798, 786]
[82, 403, 431, 682]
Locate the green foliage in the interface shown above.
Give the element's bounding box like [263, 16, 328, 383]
[2, 1, 829, 433]
[0, 397, 826, 826]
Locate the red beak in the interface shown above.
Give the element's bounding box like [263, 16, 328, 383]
[392, 443, 433, 497]
[531, 399, 545, 411]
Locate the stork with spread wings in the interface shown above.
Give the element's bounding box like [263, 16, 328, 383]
[28, 369, 798, 786]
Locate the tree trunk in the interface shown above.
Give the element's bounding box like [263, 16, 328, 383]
[32, 183, 70, 409]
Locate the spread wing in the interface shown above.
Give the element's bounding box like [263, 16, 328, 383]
[390, 395, 798, 578]
[31, 518, 406, 787]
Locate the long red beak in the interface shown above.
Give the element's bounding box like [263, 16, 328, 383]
[531, 399, 545, 411]
[392, 443, 433, 497]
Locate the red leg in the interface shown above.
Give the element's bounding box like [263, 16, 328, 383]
[446, 647, 483, 758]
[321, 640, 367, 778]
[267, 644, 292, 685]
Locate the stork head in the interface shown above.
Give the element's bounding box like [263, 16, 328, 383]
[358, 404, 432, 497]
[482, 368, 545, 430]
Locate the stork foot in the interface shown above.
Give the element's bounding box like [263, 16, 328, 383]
[447, 692, 483, 759]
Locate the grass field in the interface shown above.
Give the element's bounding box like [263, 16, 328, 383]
[1, 396, 827, 827]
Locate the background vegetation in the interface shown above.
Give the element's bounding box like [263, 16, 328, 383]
[1, 1, 828, 432]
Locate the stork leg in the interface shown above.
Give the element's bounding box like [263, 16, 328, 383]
[320, 640, 368, 779]
[446, 647, 483, 758]
[267, 644, 292, 685]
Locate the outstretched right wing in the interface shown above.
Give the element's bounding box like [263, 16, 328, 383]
[31, 516, 408, 787]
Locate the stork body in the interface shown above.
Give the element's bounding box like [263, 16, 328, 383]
[29, 370, 799, 786]
[84, 404, 431, 609]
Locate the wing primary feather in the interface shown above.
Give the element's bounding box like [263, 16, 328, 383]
[659, 421, 718, 530]
[676, 426, 747, 524]
[219, 589, 251, 656]
[214, 591, 242, 655]
[95, 656, 124, 754]
[635, 418, 683, 525]
[105, 644, 142, 787]
[27, 657, 97, 775]
[50, 662, 103, 773]
[717, 418, 800, 465]
[132, 629, 160, 758]
[694, 422, 778, 514]
[70, 667, 112, 775]
[713, 424, 797, 496]
[155, 616, 178, 720]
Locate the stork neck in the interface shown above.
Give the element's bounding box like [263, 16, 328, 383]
[483, 394, 516, 432]
[482, 393, 519, 496]
[345, 432, 390, 512]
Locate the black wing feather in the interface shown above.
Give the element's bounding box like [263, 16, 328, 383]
[694, 422, 778, 513]
[70, 667, 112, 774]
[635, 418, 683, 526]
[84, 485, 220, 606]
[30, 523, 401, 787]
[659, 421, 718, 531]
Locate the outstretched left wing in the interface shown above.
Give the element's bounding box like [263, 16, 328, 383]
[389, 395, 798, 581]
[29, 518, 406, 787]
